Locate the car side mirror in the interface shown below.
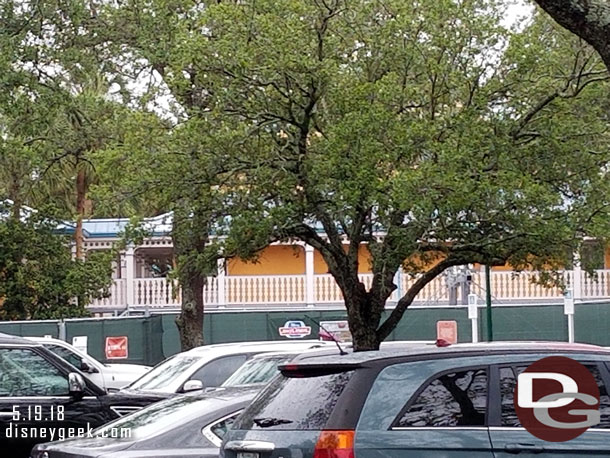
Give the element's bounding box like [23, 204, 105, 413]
[68, 372, 86, 399]
[182, 380, 204, 393]
[80, 359, 99, 374]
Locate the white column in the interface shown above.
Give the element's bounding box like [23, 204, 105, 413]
[217, 258, 226, 307]
[564, 288, 575, 343]
[305, 245, 315, 307]
[468, 293, 479, 343]
[568, 313, 575, 343]
[125, 245, 135, 308]
[394, 266, 403, 302]
[573, 251, 583, 301]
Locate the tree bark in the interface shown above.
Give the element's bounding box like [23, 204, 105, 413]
[344, 288, 383, 351]
[173, 205, 209, 351]
[534, 0, 610, 71]
[175, 268, 205, 350]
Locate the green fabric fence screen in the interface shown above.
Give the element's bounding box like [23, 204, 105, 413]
[0, 303, 608, 365]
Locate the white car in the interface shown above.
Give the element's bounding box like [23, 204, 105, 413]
[25, 337, 151, 391]
[122, 340, 331, 395]
[220, 351, 301, 387]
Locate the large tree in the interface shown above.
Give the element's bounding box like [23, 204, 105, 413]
[87, 0, 262, 349]
[93, 117, 234, 350]
[533, 0, 610, 71]
[183, 0, 610, 350]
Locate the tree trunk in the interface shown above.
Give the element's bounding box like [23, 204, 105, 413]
[348, 310, 381, 351]
[343, 287, 383, 351]
[75, 167, 87, 260]
[172, 205, 209, 351]
[320, 253, 389, 352]
[534, 0, 610, 71]
[176, 270, 205, 350]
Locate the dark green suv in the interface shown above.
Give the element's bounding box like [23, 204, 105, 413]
[222, 342, 610, 457]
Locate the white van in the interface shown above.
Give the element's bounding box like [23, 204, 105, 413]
[25, 337, 151, 391]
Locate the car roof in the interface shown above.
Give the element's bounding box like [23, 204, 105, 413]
[182, 340, 330, 357]
[0, 332, 41, 346]
[248, 351, 300, 360]
[289, 339, 436, 361]
[286, 341, 610, 367]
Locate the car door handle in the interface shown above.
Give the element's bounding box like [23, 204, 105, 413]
[504, 443, 545, 454]
[224, 440, 276, 452]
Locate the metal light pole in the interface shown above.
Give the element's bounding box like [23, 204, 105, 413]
[485, 264, 493, 342]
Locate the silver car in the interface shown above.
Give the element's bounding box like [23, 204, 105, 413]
[31, 387, 259, 458]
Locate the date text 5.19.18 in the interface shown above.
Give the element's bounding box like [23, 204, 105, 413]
[12, 405, 65, 421]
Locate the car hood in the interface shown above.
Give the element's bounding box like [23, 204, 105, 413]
[114, 388, 175, 400]
[100, 390, 170, 417]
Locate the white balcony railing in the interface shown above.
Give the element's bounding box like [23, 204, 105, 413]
[226, 275, 306, 305]
[90, 279, 127, 308]
[89, 269, 610, 310]
[470, 270, 574, 302]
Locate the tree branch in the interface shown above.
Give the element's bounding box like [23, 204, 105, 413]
[534, 0, 610, 71]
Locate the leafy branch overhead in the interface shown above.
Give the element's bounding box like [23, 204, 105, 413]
[164, 0, 610, 349]
[533, 0, 610, 71]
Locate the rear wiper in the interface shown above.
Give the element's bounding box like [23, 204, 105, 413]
[253, 417, 294, 428]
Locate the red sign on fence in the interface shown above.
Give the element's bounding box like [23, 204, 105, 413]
[105, 336, 128, 359]
[436, 320, 458, 345]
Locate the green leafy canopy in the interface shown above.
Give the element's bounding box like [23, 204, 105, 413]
[0, 205, 114, 320]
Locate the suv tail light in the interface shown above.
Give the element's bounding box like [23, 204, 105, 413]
[313, 430, 355, 458]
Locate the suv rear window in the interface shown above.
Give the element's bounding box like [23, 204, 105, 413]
[235, 370, 354, 430]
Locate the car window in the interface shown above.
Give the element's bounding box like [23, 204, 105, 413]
[222, 355, 294, 387]
[394, 368, 488, 427]
[210, 412, 240, 440]
[45, 344, 82, 368]
[189, 355, 248, 387]
[0, 348, 69, 396]
[127, 355, 202, 393]
[201, 410, 243, 447]
[499, 366, 523, 427]
[235, 370, 354, 430]
[500, 363, 610, 428]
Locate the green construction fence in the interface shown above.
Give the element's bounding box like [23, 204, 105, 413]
[1, 302, 609, 366]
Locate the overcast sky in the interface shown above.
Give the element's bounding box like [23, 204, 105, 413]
[505, 0, 535, 27]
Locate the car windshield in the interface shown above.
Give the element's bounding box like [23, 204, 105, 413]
[44, 344, 83, 368]
[222, 354, 295, 387]
[94, 395, 221, 440]
[126, 355, 201, 393]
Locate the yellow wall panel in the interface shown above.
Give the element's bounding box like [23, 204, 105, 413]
[228, 245, 305, 275]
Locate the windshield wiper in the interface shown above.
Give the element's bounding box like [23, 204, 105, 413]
[253, 417, 294, 428]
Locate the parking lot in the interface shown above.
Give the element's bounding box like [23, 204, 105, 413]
[1, 332, 610, 457]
